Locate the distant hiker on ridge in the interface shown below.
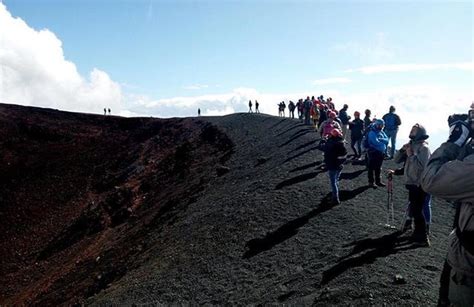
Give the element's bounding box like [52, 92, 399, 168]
[248, 100, 253, 113]
[255, 100, 260, 113]
[198, 108, 201, 116]
[321, 128, 347, 205]
[389, 123, 431, 247]
[421, 103, 474, 307]
[288, 101, 296, 119]
[367, 119, 389, 188]
[382, 106, 402, 159]
[108, 108, 111, 115]
[104, 108, 107, 116]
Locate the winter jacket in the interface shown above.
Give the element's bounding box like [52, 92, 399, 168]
[363, 116, 371, 132]
[367, 128, 389, 153]
[339, 108, 350, 125]
[349, 118, 364, 140]
[319, 119, 342, 138]
[394, 140, 431, 186]
[322, 136, 347, 170]
[382, 112, 401, 131]
[421, 140, 474, 276]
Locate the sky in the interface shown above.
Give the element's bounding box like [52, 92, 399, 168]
[0, 0, 473, 149]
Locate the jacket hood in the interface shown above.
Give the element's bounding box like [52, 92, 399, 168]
[410, 124, 429, 141]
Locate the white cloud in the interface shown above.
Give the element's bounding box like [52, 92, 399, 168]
[182, 84, 209, 90]
[331, 32, 396, 62]
[312, 78, 352, 85]
[0, 3, 123, 114]
[345, 62, 474, 74]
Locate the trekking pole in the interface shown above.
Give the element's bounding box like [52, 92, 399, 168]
[385, 172, 396, 229]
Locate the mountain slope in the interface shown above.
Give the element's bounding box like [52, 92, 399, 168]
[0, 104, 454, 306]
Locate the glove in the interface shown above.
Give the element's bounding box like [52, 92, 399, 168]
[448, 120, 471, 147]
[448, 114, 468, 126]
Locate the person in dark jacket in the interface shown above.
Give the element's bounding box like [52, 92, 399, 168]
[321, 128, 347, 205]
[363, 109, 372, 132]
[349, 111, 364, 159]
[382, 105, 402, 159]
[367, 119, 389, 188]
[339, 104, 351, 140]
[421, 103, 474, 307]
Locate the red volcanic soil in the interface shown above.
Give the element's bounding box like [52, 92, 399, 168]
[0, 103, 454, 306]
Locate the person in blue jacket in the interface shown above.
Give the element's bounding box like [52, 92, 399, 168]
[382, 105, 402, 159]
[367, 119, 389, 188]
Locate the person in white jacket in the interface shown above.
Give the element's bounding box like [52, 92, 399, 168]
[421, 103, 474, 307]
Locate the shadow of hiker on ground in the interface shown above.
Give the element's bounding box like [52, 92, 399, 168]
[289, 161, 323, 173]
[283, 145, 321, 163]
[339, 169, 366, 181]
[320, 231, 418, 285]
[289, 139, 320, 153]
[276, 123, 306, 137]
[338, 185, 371, 201]
[243, 185, 372, 259]
[275, 170, 325, 190]
[279, 129, 313, 148]
[243, 196, 336, 259]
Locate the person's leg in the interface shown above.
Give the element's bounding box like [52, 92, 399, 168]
[350, 138, 358, 157]
[408, 186, 427, 243]
[438, 259, 452, 306]
[390, 130, 397, 158]
[328, 170, 341, 203]
[356, 139, 362, 158]
[367, 152, 375, 185]
[448, 270, 474, 307]
[374, 151, 385, 185]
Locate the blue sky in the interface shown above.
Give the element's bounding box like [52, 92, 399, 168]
[0, 0, 473, 148]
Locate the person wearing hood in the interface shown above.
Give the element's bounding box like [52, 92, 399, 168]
[391, 124, 431, 246]
[321, 128, 347, 205]
[319, 111, 342, 139]
[421, 103, 474, 307]
[367, 119, 389, 188]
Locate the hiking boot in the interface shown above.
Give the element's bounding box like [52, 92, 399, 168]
[376, 182, 386, 187]
[368, 182, 377, 189]
[411, 234, 431, 247]
[426, 224, 430, 236]
[402, 219, 413, 232]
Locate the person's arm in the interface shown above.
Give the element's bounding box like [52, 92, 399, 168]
[406, 145, 430, 175]
[396, 114, 401, 126]
[421, 142, 474, 203]
[394, 145, 407, 164]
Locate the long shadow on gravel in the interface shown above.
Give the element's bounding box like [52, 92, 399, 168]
[289, 161, 323, 173]
[276, 123, 306, 137]
[339, 169, 366, 180]
[275, 170, 325, 190]
[284, 145, 321, 163]
[243, 186, 371, 259]
[243, 199, 336, 259]
[279, 129, 313, 147]
[289, 139, 320, 153]
[320, 231, 418, 285]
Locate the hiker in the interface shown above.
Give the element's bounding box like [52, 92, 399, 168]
[311, 103, 320, 128]
[288, 101, 296, 118]
[421, 103, 474, 307]
[108, 108, 111, 115]
[255, 100, 260, 113]
[198, 108, 201, 116]
[281, 101, 286, 117]
[104, 108, 106, 115]
[319, 111, 342, 139]
[327, 97, 335, 110]
[363, 109, 372, 131]
[382, 106, 402, 159]
[318, 105, 328, 128]
[248, 100, 253, 113]
[349, 111, 364, 159]
[367, 119, 389, 188]
[339, 104, 351, 140]
[304, 97, 312, 125]
[321, 128, 347, 205]
[389, 124, 431, 246]
[297, 99, 304, 120]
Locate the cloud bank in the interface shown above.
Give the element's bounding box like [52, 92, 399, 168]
[346, 62, 473, 74]
[0, 3, 123, 114]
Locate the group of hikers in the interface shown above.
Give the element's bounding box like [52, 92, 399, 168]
[300, 96, 473, 307]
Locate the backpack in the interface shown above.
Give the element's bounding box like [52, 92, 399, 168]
[383, 113, 400, 130]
